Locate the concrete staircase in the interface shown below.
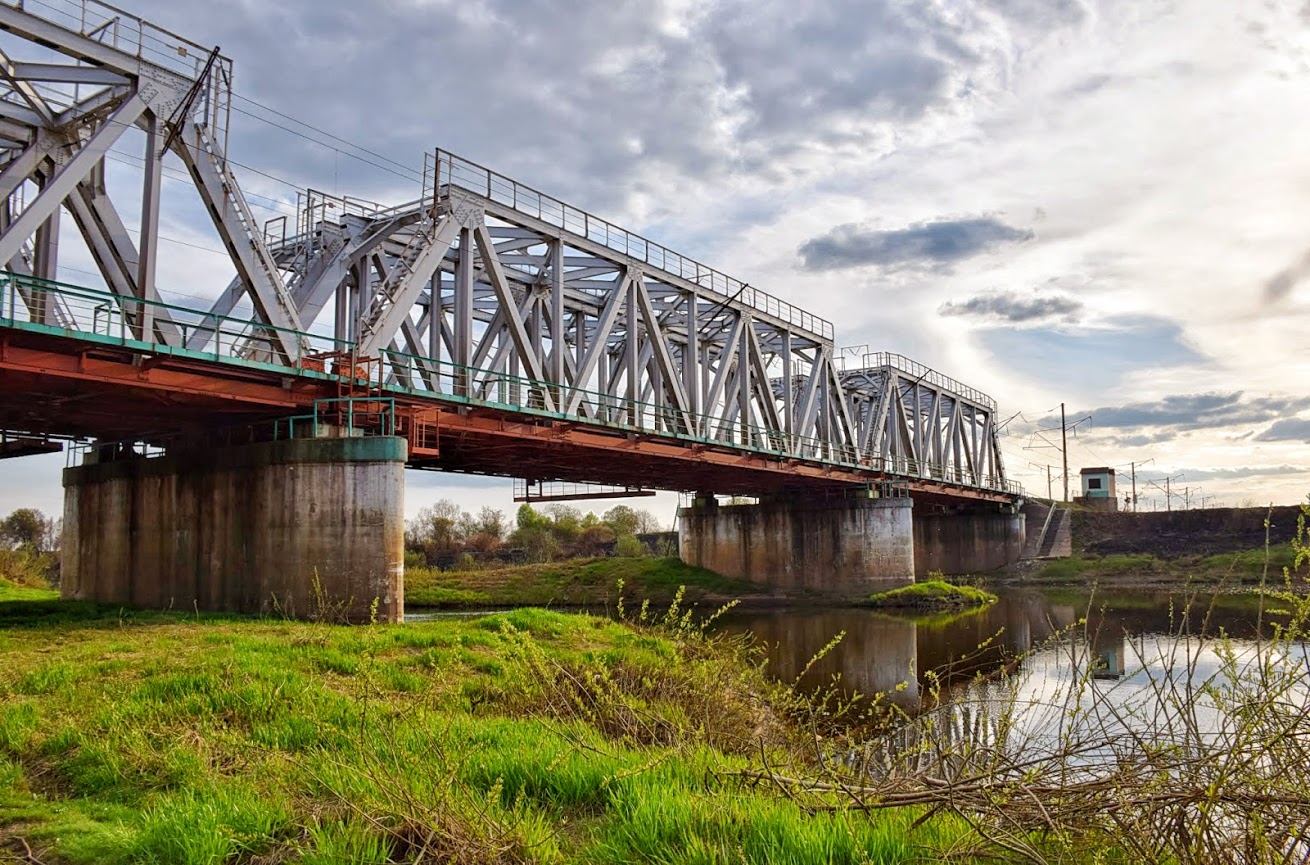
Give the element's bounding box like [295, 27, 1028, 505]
[1022, 501, 1072, 559]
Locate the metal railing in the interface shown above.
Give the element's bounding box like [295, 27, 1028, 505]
[0, 273, 351, 365]
[3, 0, 233, 144]
[3, 0, 230, 82]
[273, 397, 396, 441]
[377, 347, 1022, 495]
[861, 352, 997, 411]
[429, 149, 835, 341]
[4, 274, 1022, 496]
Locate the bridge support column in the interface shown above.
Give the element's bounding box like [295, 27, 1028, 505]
[61, 436, 406, 623]
[913, 505, 1025, 576]
[678, 494, 915, 596]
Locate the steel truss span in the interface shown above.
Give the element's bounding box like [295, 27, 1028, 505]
[0, 0, 1019, 502]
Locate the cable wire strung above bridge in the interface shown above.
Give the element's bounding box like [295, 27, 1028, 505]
[0, 0, 1020, 504]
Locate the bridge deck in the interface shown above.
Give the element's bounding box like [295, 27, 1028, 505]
[0, 278, 1019, 504]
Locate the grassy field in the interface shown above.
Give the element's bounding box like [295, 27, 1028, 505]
[1035, 543, 1298, 584]
[405, 556, 760, 608]
[0, 577, 988, 864]
[863, 579, 997, 610]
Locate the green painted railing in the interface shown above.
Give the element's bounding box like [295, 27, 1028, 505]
[2, 273, 1023, 496]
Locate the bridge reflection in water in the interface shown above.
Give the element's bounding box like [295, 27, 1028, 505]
[716, 587, 1279, 711]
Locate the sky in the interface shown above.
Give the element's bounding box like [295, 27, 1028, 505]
[3, 0, 1310, 522]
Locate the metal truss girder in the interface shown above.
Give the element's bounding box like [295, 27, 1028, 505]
[472, 221, 555, 411]
[356, 213, 458, 356]
[174, 122, 304, 362]
[64, 178, 178, 344]
[475, 196, 830, 345]
[0, 5, 195, 90]
[9, 63, 128, 86]
[0, 92, 145, 268]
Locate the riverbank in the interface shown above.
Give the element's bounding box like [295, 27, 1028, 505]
[0, 577, 981, 864]
[405, 556, 769, 608]
[998, 542, 1300, 589]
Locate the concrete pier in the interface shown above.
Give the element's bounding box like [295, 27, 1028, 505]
[62, 436, 407, 623]
[678, 494, 915, 596]
[914, 508, 1026, 576]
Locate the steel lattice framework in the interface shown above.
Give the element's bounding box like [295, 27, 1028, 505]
[0, 0, 1015, 498]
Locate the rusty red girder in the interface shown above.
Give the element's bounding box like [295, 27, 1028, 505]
[0, 329, 1014, 505]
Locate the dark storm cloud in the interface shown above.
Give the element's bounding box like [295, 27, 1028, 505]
[1082, 394, 1310, 433]
[798, 217, 1033, 271]
[1255, 418, 1310, 443]
[939, 290, 1082, 323]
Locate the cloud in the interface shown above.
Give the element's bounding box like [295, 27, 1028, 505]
[798, 217, 1034, 271]
[1163, 465, 1310, 482]
[983, 316, 1204, 395]
[1093, 431, 1179, 448]
[1255, 417, 1310, 443]
[939, 290, 1082, 323]
[1083, 394, 1310, 433]
[1262, 245, 1310, 304]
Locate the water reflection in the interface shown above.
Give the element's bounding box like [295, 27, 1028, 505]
[716, 587, 1282, 709]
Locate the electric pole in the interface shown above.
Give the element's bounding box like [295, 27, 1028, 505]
[1129, 458, 1155, 513]
[1061, 402, 1069, 502]
[1145, 473, 1183, 513]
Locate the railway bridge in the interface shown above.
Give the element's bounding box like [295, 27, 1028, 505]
[0, 0, 1025, 620]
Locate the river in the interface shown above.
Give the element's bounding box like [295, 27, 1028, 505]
[714, 585, 1294, 710]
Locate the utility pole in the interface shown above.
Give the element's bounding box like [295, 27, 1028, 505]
[1145, 473, 1183, 513]
[1061, 402, 1069, 503]
[1130, 458, 1155, 513]
[1047, 465, 1053, 500]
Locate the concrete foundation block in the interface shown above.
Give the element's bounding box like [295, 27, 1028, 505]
[914, 510, 1026, 575]
[678, 496, 915, 596]
[62, 436, 406, 623]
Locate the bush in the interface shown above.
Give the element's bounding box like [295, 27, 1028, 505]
[614, 535, 645, 558]
[0, 546, 52, 588]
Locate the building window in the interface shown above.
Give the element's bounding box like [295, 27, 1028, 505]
[1088, 478, 1102, 490]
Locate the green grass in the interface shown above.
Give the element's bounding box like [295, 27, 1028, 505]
[405, 556, 758, 608]
[0, 576, 58, 602]
[864, 579, 997, 610]
[0, 595, 982, 863]
[1038, 545, 1297, 584]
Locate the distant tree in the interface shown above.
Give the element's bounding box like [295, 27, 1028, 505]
[634, 508, 662, 534]
[405, 499, 467, 563]
[515, 503, 550, 532]
[575, 524, 616, 557]
[602, 505, 640, 537]
[475, 506, 506, 541]
[0, 508, 52, 552]
[516, 527, 561, 563]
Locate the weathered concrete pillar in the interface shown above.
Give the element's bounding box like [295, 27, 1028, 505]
[678, 494, 915, 597]
[913, 507, 1025, 576]
[62, 436, 406, 622]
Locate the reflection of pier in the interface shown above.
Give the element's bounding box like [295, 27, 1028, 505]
[720, 588, 1250, 709]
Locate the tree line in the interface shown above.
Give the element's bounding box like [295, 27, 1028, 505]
[0, 507, 60, 586]
[405, 500, 665, 567]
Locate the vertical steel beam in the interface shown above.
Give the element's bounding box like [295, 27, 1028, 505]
[137, 112, 162, 341]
